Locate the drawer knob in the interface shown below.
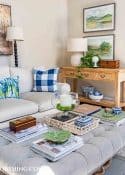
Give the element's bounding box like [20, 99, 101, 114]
[100, 74, 106, 78]
[84, 73, 89, 77]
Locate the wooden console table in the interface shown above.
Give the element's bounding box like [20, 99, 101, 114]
[59, 66, 125, 108]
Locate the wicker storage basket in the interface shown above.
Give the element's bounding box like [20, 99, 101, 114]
[43, 114, 100, 136]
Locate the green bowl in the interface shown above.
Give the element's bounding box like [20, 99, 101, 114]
[43, 130, 71, 144]
[56, 103, 75, 112]
[103, 111, 115, 118]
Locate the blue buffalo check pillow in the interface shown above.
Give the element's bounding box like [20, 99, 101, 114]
[33, 68, 59, 92]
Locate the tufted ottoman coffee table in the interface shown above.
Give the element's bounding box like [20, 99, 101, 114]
[0, 121, 125, 175]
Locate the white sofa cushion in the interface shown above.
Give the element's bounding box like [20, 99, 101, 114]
[21, 92, 54, 112]
[0, 66, 10, 79]
[21, 83, 71, 112]
[10, 67, 33, 93]
[0, 98, 38, 123]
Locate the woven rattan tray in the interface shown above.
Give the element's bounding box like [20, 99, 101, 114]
[43, 113, 100, 136]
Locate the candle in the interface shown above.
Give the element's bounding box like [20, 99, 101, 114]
[60, 94, 72, 107]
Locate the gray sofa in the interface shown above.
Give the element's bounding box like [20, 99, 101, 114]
[0, 66, 67, 122]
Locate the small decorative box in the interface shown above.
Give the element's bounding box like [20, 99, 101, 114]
[99, 60, 120, 69]
[9, 116, 36, 132]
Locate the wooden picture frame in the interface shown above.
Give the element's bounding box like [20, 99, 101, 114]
[85, 34, 115, 60]
[83, 3, 116, 33]
[0, 4, 12, 55]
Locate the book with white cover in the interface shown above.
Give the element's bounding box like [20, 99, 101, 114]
[31, 135, 83, 161]
[0, 123, 48, 143]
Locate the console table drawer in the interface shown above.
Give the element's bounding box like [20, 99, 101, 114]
[64, 71, 75, 77]
[82, 72, 93, 79]
[81, 72, 115, 81]
[62, 70, 115, 81]
[95, 72, 115, 81]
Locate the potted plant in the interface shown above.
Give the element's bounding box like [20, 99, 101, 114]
[80, 52, 100, 68]
[76, 52, 100, 79]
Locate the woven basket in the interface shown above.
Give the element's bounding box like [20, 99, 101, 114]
[44, 116, 100, 136]
[93, 167, 105, 175]
[62, 118, 100, 135]
[103, 159, 112, 171]
[93, 159, 112, 175]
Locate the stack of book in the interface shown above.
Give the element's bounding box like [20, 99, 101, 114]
[93, 109, 125, 126]
[73, 104, 101, 115]
[0, 123, 48, 143]
[31, 135, 83, 161]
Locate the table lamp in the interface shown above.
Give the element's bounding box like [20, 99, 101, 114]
[6, 26, 24, 67]
[67, 38, 88, 66]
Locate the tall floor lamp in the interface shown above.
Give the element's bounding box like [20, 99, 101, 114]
[6, 26, 24, 67]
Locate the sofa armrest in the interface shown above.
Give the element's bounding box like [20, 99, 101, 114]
[57, 83, 71, 94]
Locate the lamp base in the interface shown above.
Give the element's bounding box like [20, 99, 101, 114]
[14, 40, 18, 67]
[71, 53, 83, 66]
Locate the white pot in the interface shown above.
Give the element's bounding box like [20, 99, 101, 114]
[89, 94, 103, 102]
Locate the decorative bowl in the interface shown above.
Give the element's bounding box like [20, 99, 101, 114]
[56, 103, 75, 112]
[43, 130, 71, 144]
[81, 86, 95, 97]
[89, 93, 103, 102]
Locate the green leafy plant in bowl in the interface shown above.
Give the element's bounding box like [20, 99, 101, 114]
[43, 130, 71, 144]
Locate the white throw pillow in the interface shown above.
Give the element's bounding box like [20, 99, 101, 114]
[0, 66, 10, 79]
[10, 67, 33, 93]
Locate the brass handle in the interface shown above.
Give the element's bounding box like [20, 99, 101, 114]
[65, 72, 74, 76]
[100, 74, 106, 78]
[69, 72, 74, 76]
[84, 73, 89, 77]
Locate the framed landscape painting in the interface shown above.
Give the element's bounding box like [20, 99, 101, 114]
[83, 3, 115, 32]
[86, 35, 114, 60]
[0, 4, 12, 55]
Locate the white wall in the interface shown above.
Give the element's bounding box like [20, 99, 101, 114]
[67, 0, 125, 98]
[0, 0, 68, 68]
[68, 0, 125, 66]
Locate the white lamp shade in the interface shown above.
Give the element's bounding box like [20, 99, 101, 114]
[6, 26, 24, 41]
[67, 38, 88, 52]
